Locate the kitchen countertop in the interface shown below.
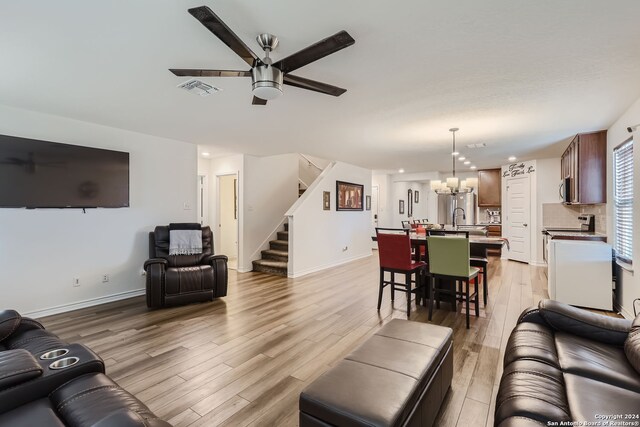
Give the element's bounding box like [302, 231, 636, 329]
[476, 223, 501, 226]
[543, 229, 607, 241]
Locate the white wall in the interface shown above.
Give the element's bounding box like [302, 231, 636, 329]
[606, 96, 640, 318]
[242, 154, 298, 271]
[0, 105, 197, 316]
[287, 161, 372, 277]
[534, 158, 562, 265]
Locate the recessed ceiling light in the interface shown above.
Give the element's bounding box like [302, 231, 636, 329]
[202, 152, 210, 156]
[464, 161, 470, 165]
[451, 151, 460, 156]
[458, 156, 466, 161]
[398, 168, 405, 173]
[508, 156, 516, 161]
[470, 165, 477, 170]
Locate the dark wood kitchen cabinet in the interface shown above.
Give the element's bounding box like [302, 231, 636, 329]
[561, 130, 607, 204]
[478, 168, 502, 206]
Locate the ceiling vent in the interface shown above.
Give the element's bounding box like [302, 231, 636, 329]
[466, 143, 487, 149]
[177, 79, 221, 97]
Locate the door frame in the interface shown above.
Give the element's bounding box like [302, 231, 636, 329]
[216, 172, 240, 268]
[197, 175, 209, 226]
[505, 174, 531, 263]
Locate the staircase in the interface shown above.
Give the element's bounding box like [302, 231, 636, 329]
[252, 223, 288, 276]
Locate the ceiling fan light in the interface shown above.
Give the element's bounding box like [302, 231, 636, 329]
[252, 65, 283, 100]
[253, 85, 283, 100]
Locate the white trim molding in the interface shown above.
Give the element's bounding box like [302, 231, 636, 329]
[26, 289, 145, 319]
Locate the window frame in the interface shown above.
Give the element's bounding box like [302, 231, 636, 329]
[613, 137, 634, 265]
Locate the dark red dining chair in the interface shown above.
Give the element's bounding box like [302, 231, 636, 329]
[376, 228, 427, 318]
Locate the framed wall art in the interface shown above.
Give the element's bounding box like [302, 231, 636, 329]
[336, 181, 363, 211]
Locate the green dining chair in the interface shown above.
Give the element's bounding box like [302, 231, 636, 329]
[427, 235, 480, 329]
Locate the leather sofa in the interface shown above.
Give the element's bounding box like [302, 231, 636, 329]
[144, 225, 228, 308]
[0, 309, 170, 426]
[495, 299, 640, 426]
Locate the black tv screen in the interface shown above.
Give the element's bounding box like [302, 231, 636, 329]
[0, 134, 129, 208]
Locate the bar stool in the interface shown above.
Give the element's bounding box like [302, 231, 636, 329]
[375, 228, 427, 318]
[427, 235, 480, 329]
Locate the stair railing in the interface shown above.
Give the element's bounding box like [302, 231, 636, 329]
[299, 153, 323, 172]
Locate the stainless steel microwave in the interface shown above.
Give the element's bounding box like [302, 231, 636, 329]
[560, 177, 571, 203]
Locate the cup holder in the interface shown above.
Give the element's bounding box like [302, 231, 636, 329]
[40, 349, 70, 360]
[49, 357, 80, 370]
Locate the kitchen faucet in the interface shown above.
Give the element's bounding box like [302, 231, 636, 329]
[452, 207, 466, 228]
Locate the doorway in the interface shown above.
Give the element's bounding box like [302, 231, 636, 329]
[218, 173, 238, 270]
[505, 175, 531, 263]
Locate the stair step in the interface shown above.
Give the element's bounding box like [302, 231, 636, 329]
[270, 239, 289, 250]
[261, 249, 288, 262]
[283, 223, 288, 232]
[277, 231, 289, 240]
[252, 259, 287, 276]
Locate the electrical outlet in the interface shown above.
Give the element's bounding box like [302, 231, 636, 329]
[72, 278, 80, 287]
[102, 274, 109, 283]
[183, 202, 191, 210]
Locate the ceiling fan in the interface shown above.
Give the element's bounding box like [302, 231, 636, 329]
[170, 6, 355, 105]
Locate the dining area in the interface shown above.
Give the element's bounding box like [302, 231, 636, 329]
[372, 226, 508, 328]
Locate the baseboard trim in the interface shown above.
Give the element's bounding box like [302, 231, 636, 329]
[289, 252, 372, 278]
[615, 302, 635, 320]
[25, 289, 145, 319]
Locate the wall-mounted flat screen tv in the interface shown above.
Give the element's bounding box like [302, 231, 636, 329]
[0, 134, 129, 208]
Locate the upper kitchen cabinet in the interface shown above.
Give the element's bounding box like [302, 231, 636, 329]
[561, 130, 607, 204]
[478, 168, 502, 206]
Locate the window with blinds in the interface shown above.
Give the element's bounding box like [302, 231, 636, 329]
[613, 138, 633, 264]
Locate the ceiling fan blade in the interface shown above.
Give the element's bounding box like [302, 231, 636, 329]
[273, 30, 355, 74]
[283, 74, 347, 97]
[252, 96, 267, 105]
[188, 6, 259, 67]
[170, 69, 251, 77]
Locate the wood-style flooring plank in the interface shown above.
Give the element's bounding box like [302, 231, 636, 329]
[38, 253, 547, 427]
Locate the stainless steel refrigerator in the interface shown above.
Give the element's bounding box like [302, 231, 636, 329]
[437, 193, 476, 225]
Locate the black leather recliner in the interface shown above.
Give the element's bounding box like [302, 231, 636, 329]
[495, 299, 640, 426]
[0, 310, 170, 426]
[144, 225, 228, 308]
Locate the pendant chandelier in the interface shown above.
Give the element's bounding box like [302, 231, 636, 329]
[430, 128, 477, 194]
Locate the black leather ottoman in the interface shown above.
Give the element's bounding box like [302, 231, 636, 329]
[299, 319, 453, 427]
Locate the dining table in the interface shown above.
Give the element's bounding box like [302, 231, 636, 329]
[371, 233, 509, 253]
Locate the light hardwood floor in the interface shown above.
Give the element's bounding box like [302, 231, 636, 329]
[39, 254, 548, 427]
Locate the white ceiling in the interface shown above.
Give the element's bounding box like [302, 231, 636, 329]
[1, 1, 640, 172]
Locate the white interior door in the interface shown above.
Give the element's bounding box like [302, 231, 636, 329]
[218, 174, 238, 269]
[506, 176, 531, 263]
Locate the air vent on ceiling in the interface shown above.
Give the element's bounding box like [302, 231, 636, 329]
[177, 79, 221, 97]
[466, 143, 487, 149]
